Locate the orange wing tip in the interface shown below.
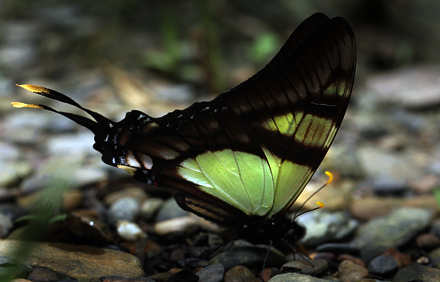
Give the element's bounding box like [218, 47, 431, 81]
[316, 201, 325, 209]
[16, 84, 49, 94]
[324, 171, 334, 185]
[11, 102, 43, 109]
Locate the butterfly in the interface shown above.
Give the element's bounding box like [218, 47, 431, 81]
[13, 13, 356, 247]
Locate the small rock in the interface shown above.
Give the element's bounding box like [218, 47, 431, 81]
[316, 243, 361, 256]
[100, 277, 155, 282]
[154, 215, 201, 236]
[297, 210, 358, 248]
[117, 221, 147, 242]
[27, 267, 59, 282]
[0, 213, 13, 238]
[392, 264, 440, 282]
[155, 198, 188, 222]
[371, 176, 409, 196]
[0, 142, 20, 160]
[108, 197, 141, 227]
[223, 265, 258, 282]
[367, 255, 399, 277]
[0, 160, 32, 187]
[267, 272, 325, 281]
[280, 259, 328, 276]
[383, 248, 412, 268]
[65, 212, 113, 245]
[208, 243, 286, 271]
[350, 207, 433, 261]
[0, 240, 145, 280]
[104, 187, 148, 206]
[416, 233, 440, 250]
[338, 260, 369, 282]
[336, 254, 366, 267]
[0, 203, 26, 221]
[141, 198, 164, 220]
[196, 263, 224, 282]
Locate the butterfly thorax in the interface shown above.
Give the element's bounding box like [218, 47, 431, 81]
[234, 216, 306, 245]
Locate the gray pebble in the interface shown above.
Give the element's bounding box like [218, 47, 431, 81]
[350, 207, 433, 262]
[297, 210, 358, 248]
[108, 197, 140, 227]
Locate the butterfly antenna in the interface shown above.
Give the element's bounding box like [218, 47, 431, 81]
[281, 238, 315, 268]
[293, 171, 333, 219]
[262, 240, 273, 271]
[12, 85, 113, 134]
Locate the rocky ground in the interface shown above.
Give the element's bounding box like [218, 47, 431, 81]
[2, 1, 440, 282]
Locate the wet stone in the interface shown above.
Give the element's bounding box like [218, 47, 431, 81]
[350, 207, 433, 262]
[416, 233, 440, 250]
[280, 259, 328, 276]
[267, 272, 325, 282]
[155, 198, 189, 222]
[316, 243, 361, 256]
[338, 260, 369, 282]
[141, 198, 164, 220]
[65, 212, 113, 245]
[117, 220, 147, 242]
[108, 197, 141, 227]
[367, 255, 399, 278]
[297, 210, 358, 248]
[27, 267, 59, 282]
[223, 265, 258, 282]
[0, 213, 13, 238]
[208, 244, 286, 271]
[195, 263, 224, 282]
[392, 264, 440, 282]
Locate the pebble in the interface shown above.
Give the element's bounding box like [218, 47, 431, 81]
[223, 265, 258, 282]
[0, 213, 13, 238]
[208, 243, 286, 271]
[117, 221, 147, 241]
[280, 259, 328, 276]
[65, 212, 113, 245]
[338, 260, 369, 282]
[108, 197, 141, 227]
[297, 210, 358, 248]
[195, 263, 224, 282]
[316, 243, 361, 256]
[27, 267, 59, 282]
[104, 187, 148, 206]
[416, 233, 440, 250]
[0, 161, 33, 187]
[0, 141, 20, 160]
[267, 272, 326, 281]
[155, 198, 189, 222]
[350, 207, 433, 262]
[367, 255, 399, 277]
[0, 203, 26, 221]
[154, 215, 201, 236]
[392, 264, 440, 282]
[141, 198, 164, 220]
[371, 176, 409, 196]
[0, 241, 145, 280]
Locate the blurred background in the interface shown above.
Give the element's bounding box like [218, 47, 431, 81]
[1, 0, 440, 228]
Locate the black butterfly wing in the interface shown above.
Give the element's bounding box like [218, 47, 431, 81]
[13, 13, 356, 226]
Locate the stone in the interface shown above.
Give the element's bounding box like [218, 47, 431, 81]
[0, 240, 145, 281]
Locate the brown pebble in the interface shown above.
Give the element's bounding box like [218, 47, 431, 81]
[337, 254, 366, 267]
[224, 265, 259, 282]
[313, 252, 336, 262]
[63, 189, 83, 210]
[260, 267, 279, 282]
[416, 233, 440, 249]
[338, 260, 369, 282]
[27, 267, 59, 282]
[383, 248, 412, 268]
